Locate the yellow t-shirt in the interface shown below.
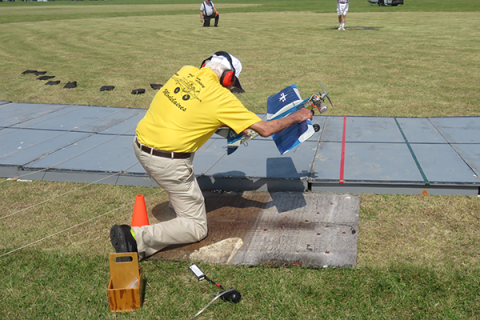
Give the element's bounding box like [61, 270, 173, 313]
[136, 66, 262, 153]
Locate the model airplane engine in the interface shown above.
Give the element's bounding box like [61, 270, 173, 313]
[309, 95, 328, 114]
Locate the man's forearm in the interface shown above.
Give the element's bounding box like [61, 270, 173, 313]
[249, 109, 312, 137]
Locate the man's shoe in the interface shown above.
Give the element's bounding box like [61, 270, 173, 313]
[338, 26, 342, 30]
[110, 224, 138, 254]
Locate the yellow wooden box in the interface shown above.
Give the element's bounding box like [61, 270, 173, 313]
[107, 252, 144, 312]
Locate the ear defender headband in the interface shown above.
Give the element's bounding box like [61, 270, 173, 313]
[201, 51, 236, 88]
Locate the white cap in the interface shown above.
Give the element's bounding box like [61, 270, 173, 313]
[211, 53, 242, 79]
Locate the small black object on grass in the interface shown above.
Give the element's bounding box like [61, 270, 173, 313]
[131, 89, 146, 94]
[64, 81, 77, 89]
[34, 71, 47, 76]
[100, 86, 115, 91]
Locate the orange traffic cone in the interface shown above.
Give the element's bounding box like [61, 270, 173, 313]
[131, 194, 149, 227]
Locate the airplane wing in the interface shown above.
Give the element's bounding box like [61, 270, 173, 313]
[215, 84, 314, 155]
[215, 127, 258, 155]
[267, 84, 315, 155]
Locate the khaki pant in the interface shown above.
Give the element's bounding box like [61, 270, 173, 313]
[132, 139, 208, 257]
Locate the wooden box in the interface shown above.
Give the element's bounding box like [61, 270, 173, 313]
[107, 252, 144, 312]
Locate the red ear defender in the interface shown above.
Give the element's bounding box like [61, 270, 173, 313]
[220, 70, 235, 88]
[201, 51, 237, 88]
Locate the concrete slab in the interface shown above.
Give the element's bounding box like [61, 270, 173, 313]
[411, 143, 479, 184]
[345, 117, 404, 143]
[430, 117, 480, 143]
[154, 191, 360, 268]
[309, 141, 342, 181]
[0, 102, 70, 127]
[97, 111, 145, 136]
[319, 116, 404, 143]
[0, 128, 90, 166]
[450, 144, 480, 178]
[318, 116, 345, 142]
[313, 142, 425, 183]
[11, 105, 139, 133]
[28, 134, 137, 172]
[395, 117, 447, 143]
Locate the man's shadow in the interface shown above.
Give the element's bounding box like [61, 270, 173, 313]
[197, 157, 309, 212]
[152, 157, 308, 259]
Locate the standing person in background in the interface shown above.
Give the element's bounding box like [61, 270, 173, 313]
[337, 0, 349, 30]
[200, 0, 219, 27]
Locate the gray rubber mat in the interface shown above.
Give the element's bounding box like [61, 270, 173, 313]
[0, 101, 479, 195]
[154, 191, 360, 268]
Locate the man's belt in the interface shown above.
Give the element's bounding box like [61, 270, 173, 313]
[135, 138, 192, 159]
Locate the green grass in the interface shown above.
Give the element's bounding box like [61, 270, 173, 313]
[1, 250, 479, 319]
[0, 1, 480, 319]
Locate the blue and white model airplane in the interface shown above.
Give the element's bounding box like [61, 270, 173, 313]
[216, 82, 333, 155]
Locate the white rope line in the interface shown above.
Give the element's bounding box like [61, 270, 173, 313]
[0, 203, 129, 258]
[86, 93, 104, 107]
[188, 289, 235, 320]
[0, 161, 137, 220]
[129, 92, 138, 108]
[309, 116, 330, 175]
[0, 188, 163, 258]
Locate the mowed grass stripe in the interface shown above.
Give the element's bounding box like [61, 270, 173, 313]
[1, 12, 479, 116]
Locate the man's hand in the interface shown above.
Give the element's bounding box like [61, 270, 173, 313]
[294, 108, 314, 122]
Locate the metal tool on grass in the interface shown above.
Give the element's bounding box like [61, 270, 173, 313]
[188, 263, 241, 319]
[189, 264, 241, 303]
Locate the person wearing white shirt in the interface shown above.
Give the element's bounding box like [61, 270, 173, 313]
[200, 0, 219, 27]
